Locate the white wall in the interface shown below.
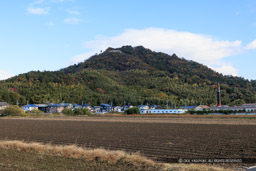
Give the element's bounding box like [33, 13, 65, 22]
[140, 109, 187, 114]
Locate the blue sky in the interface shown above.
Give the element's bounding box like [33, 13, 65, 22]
[1, 0, 256, 80]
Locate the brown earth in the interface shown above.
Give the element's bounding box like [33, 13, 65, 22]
[2, 114, 256, 125]
[4, 114, 256, 125]
[0, 147, 162, 171]
[0, 117, 255, 165]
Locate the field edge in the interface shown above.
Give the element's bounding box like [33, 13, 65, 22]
[0, 140, 233, 171]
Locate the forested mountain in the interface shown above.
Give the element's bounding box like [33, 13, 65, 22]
[0, 46, 255, 106]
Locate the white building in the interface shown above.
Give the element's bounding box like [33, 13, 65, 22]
[139, 105, 149, 110]
[140, 109, 187, 114]
[194, 105, 210, 111]
[113, 106, 123, 112]
[209, 105, 256, 113]
[0, 102, 9, 110]
[22, 104, 38, 111]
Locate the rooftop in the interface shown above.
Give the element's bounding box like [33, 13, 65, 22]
[101, 104, 112, 107]
[23, 104, 38, 107]
[0, 102, 9, 106]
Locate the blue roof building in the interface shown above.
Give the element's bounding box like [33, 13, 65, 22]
[47, 104, 64, 113]
[60, 103, 73, 108]
[73, 104, 82, 108]
[22, 104, 38, 111]
[101, 104, 112, 113]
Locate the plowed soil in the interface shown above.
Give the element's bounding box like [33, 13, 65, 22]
[0, 117, 255, 163]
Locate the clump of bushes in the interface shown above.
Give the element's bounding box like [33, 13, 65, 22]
[189, 109, 246, 115]
[2, 106, 24, 116]
[125, 107, 140, 115]
[25, 109, 44, 116]
[62, 108, 73, 115]
[62, 108, 91, 116]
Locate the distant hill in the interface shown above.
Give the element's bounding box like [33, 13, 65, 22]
[0, 46, 255, 106]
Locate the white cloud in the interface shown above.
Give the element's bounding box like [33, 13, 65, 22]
[0, 70, 14, 80]
[27, 7, 50, 14]
[246, 40, 256, 49]
[64, 17, 79, 24]
[213, 64, 238, 76]
[66, 9, 79, 15]
[27, 0, 71, 15]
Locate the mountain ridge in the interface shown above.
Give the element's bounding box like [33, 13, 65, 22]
[0, 45, 255, 106]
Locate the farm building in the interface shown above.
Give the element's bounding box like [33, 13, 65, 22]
[101, 104, 112, 112]
[60, 103, 73, 109]
[113, 106, 123, 112]
[93, 106, 101, 113]
[0, 102, 9, 110]
[47, 104, 64, 113]
[149, 105, 158, 109]
[194, 105, 210, 111]
[139, 105, 149, 110]
[140, 109, 187, 114]
[82, 104, 92, 110]
[122, 105, 133, 111]
[73, 104, 82, 109]
[22, 104, 38, 111]
[209, 105, 256, 113]
[36, 104, 48, 112]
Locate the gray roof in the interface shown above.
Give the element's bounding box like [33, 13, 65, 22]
[35, 104, 48, 107]
[0, 102, 9, 107]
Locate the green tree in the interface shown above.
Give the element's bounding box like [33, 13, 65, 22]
[73, 108, 90, 115]
[3, 106, 24, 116]
[125, 107, 140, 115]
[62, 108, 73, 115]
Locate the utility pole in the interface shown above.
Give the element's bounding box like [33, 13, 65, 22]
[166, 100, 168, 109]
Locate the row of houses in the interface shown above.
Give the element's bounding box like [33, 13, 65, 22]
[22, 103, 173, 114]
[22, 103, 94, 113]
[22, 103, 136, 114]
[21, 103, 190, 114]
[3, 101, 256, 114]
[209, 104, 256, 113]
[181, 104, 256, 113]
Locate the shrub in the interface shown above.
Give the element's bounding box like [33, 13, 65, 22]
[3, 106, 24, 116]
[62, 108, 73, 115]
[73, 108, 90, 115]
[30, 109, 44, 114]
[125, 107, 140, 115]
[62, 108, 91, 116]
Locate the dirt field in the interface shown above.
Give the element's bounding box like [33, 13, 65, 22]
[0, 116, 255, 164]
[5, 114, 256, 125]
[0, 148, 161, 171]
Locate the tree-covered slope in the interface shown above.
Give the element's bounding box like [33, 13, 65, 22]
[0, 46, 255, 106]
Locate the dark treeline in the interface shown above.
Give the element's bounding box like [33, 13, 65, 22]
[1, 46, 256, 106]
